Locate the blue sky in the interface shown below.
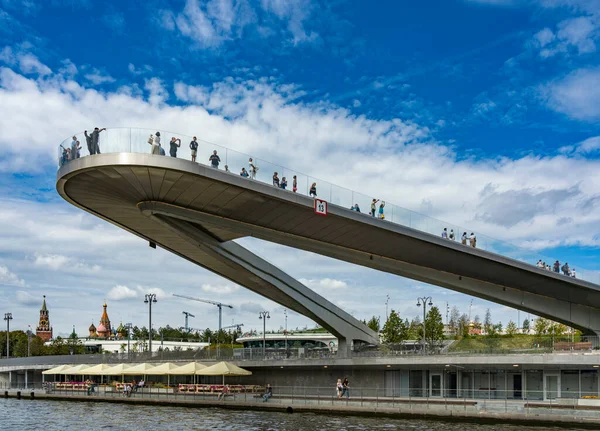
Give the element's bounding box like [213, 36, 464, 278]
[0, 0, 599, 337]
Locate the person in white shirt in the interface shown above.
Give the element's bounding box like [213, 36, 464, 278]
[249, 158, 257, 179]
[536, 260, 544, 268]
[441, 228, 448, 239]
[572, 269, 577, 279]
[469, 233, 477, 248]
[461, 232, 468, 245]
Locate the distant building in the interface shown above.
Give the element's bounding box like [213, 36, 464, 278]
[35, 295, 53, 342]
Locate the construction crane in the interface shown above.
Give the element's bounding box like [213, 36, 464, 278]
[182, 311, 195, 332]
[221, 323, 244, 332]
[173, 294, 233, 331]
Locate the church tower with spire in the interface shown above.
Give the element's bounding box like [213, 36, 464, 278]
[36, 295, 53, 341]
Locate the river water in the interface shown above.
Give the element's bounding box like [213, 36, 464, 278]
[0, 398, 585, 431]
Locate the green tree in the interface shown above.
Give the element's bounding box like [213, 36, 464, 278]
[366, 316, 380, 333]
[484, 308, 493, 335]
[408, 317, 421, 339]
[534, 318, 550, 336]
[458, 313, 470, 337]
[449, 306, 460, 333]
[505, 320, 518, 336]
[549, 322, 567, 336]
[381, 310, 408, 343]
[522, 318, 530, 332]
[423, 306, 444, 346]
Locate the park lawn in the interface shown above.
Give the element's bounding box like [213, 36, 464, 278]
[448, 335, 551, 352]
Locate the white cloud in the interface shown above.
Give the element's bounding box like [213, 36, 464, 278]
[107, 285, 167, 300]
[15, 290, 40, 305]
[534, 16, 598, 58]
[0, 264, 25, 287]
[18, 53, 52, 76]
[33, 253, 101, 273]
[144, 77, 168, 105]
[559, 136, 600, 154]
[108, 285, 139, 300]
[534, 28, 556, 47]
[84, 68, 116, 85]
[542, 67, 600, 121]
[299, 278, 348, 290]
[174, 82, 210, 104]
[161, 0, 316, 48]
[201, 284, 240, 294]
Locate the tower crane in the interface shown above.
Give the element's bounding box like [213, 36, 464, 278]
[173, 294, 233, 331]
[221, 323, 244, 332]
[182, 311, 195, 332]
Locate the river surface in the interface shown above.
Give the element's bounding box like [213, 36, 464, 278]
[0, 398, 586, 431]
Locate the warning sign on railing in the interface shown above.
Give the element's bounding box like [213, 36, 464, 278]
[314, 199, 328, 216]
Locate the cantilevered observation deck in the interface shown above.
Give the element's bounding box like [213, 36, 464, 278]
[57, 128, 600, 347]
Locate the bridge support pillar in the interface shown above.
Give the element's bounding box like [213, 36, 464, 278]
[144, 211, 379, 348]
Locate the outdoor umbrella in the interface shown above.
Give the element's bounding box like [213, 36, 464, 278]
[169, 362, 208, 384]
[42, 365, 72, 375]
[121, 363, 157, 384]
[103, 363, 133, 383]
[59, 364, 91, 375]
[42, 364, 72, 383]
[196, 361, 252, 385]
[146, 362, 181, 387]
[121, 363, 156, 376]
[84, 363, 117, 384]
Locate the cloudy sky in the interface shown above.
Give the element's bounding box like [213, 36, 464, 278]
[1, 0, 599, 337]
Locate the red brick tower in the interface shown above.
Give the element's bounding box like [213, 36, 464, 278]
[36, 295, 53, 341]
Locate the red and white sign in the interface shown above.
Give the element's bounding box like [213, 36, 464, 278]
[314, 199, 328, 216]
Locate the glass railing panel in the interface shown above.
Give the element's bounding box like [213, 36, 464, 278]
[330, 184, 353, 208]
[101, 128, 129, 154]
[308, 176, 330, 201]
[390, 204, 411, 228]
[254, 158, 284, 188]
[410, 212, 429, 233]
[353, 191, 374, 217]
[130, 128, 153, 155]
[281, 167, 309, 196]
[226, 148, 252, 179]
[198, 139, 228, 171]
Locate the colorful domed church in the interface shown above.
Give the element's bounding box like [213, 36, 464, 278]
[35, 295, 53, 342]
[88, 302, 113, 339]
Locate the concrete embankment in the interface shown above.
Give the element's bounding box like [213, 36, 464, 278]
[4, 391, 600, 429]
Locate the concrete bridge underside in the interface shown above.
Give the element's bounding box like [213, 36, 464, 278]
[57, 154, 600, 341]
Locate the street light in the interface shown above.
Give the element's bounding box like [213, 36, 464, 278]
[284, 309, 288, 351]
[144, 294, 157, 353]
[4, 313, 12, 359]
[125, 322, 133, 357]
[416, 297, 433, 353]
[258, 311, 270, 358]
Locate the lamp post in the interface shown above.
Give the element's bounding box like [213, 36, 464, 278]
[125, 322, 133, 357]
[386, 294, 390, 321]
[258, 311, 270, 358]
[4, 313, 12, 359]
[416, 297, 433, 353]
[284, 309, 288, 351]
[144, 294, 157, 353]
[27, 325, 32, 357]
